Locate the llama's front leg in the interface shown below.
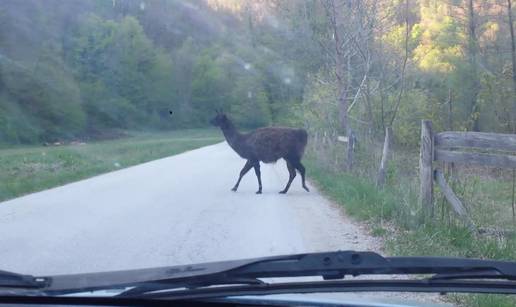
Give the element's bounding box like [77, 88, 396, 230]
[280, 160, 296, 194]
[232, 160, 253, 192]
[253, 161, 262, 194]
[293, 160, 309, 192]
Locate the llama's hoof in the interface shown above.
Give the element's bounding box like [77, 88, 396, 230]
[231, 187, 237, 192]
[303, 186, 310, 192]
[256, 190, 262, 194]
[279, 190, 287, 194]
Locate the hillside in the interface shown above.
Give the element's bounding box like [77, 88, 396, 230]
[0, 0, 299, 144]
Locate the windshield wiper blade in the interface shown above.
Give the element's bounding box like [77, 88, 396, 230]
[430, 269, 513, 280]
[118, 277, 265, 297]
[0, 270, 49, 288]
[2, 279, 515, 306]
[135, 279, 516, 301]
[113, 250, 516, 297]
[34, 251, 516, 297]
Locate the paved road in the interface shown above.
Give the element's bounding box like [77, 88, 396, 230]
[0, 142, 446, 305]
[0, 142, 379, 276]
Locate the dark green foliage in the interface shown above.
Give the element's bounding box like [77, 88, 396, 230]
[0, 0, 299, 145]
[190, 52, 229, 125]
[1, 47, 85, 142]
[68, 14, 174, 130]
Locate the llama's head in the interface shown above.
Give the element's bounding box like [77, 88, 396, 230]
[210, 110, 230, 128]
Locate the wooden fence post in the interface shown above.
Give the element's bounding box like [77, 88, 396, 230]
[376, 126, 392, 187]
[347, 130, 354, 171]
[420, 120, 434, 219]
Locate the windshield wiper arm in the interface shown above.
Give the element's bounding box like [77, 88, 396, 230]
[113, 250, 516, 297]
[0, 270, 49, 288]
[28, 251, 516, 297]
[219, 251, 516, 279]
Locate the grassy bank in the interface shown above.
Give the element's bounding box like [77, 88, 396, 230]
[305, 151, 516, 306]
[0, 129, 222, 202]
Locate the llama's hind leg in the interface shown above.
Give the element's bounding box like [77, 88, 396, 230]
[280, 160, 296, 194]
[232, 160, 253, 192]
[252, 161, 262, 194]
[292, 160, 309, 192]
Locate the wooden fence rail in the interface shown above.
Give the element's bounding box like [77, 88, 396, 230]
[434, 149, 516, 169]
[419, 120, 516, 228]
[435, 131, 516, 151]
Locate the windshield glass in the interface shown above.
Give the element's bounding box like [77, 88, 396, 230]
[0, 0, 515, 306]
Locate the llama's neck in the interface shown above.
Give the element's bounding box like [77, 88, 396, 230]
[221, 120, 244, 153]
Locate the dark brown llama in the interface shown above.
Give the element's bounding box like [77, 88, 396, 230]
[210, 110, 309, 194]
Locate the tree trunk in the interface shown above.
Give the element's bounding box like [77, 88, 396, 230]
[364, 73, 374, 135]
[376, 21, 387, 133]
[330, 0, 348, 136]
[389, 0, 410, 127]
[328, 0, 351, 170]
[338, 86, 348, 134]
[467, 0, 481, 131]
[507, 0, 516, 132]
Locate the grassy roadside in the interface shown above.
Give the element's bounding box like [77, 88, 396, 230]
[0, 129, 223, 202]
[305, 155, 516, 306]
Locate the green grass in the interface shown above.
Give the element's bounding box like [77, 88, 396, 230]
[449, 174, 516, 229]
[305, 149, 516, 306]
[305, 159, 399, 222]
[0, 129, 223, 202]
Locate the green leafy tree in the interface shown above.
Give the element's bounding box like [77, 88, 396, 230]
[190, 52, 229, 125]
